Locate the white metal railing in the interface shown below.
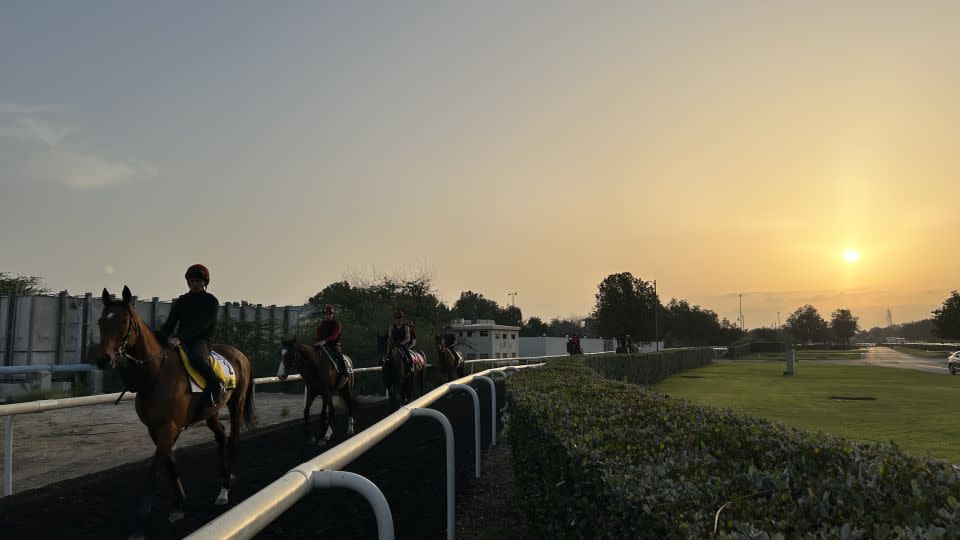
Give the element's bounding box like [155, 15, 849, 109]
[186, 364, 543, 540]
[0, 365, 381, 497]
[0, 352, 580, 498]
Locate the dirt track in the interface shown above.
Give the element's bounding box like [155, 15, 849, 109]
[0, 380, 503, 539]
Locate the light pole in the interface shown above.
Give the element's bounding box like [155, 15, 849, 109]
[508, 292, 518, 307]
[654, 280, 659, 351]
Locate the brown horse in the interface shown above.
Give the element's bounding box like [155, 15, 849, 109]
[377, 333, 426, 404]
[96, 286, 255, 526]
[434, 334, 465, 382]
[277, 339, 355, 445]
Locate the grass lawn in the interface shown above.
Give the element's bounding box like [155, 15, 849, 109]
[742, 349, 865, 361]
[892, 346, 953, 359]
[656, 361, 960, 463]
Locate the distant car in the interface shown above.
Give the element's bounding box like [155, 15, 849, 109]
[949, 351, 960, 375]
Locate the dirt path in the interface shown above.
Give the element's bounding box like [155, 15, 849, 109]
[0, 391, 380, 494]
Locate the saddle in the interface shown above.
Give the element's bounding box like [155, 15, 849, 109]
[407, 349, 426, 371]
[180, 348, 238, 393]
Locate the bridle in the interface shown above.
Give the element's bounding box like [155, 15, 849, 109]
[107, 307, 170, 368]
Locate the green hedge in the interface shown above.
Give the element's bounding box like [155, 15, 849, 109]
[585, 348, 713, 386]
[507, 357, 960, 539]
[728, 342, 753, 359]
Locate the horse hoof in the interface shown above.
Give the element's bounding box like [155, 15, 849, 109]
[346, 426, 355, 435]
[215, 488, 229, 505]
[169, 511, 184, 523]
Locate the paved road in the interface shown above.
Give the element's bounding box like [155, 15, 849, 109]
[808, 347, 953, 375]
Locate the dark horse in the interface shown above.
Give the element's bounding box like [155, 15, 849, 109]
[277, 338, 355, 445]
[97, 287, 255, 527]
[377, 333, 426, 404]
[566, 340, 583, 355]
[434, 334, 465, 382]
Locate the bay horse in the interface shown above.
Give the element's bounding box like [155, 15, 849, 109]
[96, 286, 255, 527]
[377, 333, 426, 404]
[277, 338, 355, 445]
[434, 334, 465, 382]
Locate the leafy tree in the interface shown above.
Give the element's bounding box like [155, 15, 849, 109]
[520, 316, 552, 337]
[662, 299, 744, 346]
[450, 291, 522, 325]
[830, 308, 859, 346]
[784, 305, 830, 344]
[591, 272, 660, 342]
[932, 291, 960, 340]
[0, 272, 50, 295]
[548, 316, 584, 337]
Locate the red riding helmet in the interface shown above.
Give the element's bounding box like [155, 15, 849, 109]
[393, 308, 405, 319]
[185, 264, 210, 285]
[321, 304, 334, 314]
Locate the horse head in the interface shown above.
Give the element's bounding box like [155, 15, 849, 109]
[97, 286, 140, 369]
[277, 337, 300, 380]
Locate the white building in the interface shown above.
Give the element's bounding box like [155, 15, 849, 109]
[450, 319, 521, 360]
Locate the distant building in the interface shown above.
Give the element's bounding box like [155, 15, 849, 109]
[885, 336, 907, 344]
[449, 319, 520, 360]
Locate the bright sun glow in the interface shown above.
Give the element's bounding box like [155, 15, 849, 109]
[843, 249, 860, 263]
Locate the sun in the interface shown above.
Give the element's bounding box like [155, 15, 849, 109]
[843, 249, 860, 263]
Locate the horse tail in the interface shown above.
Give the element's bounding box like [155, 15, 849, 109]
[242, 369, 257, 430]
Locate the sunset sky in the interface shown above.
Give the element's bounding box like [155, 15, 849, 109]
[2, 2, 958, 329]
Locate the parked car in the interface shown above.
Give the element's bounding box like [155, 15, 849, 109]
[949, 351, 960, 375]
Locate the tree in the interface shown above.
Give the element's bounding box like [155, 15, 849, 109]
[784, 305, 830, 344]
[548, 316, 584, 337]
[520, 316, 552, 337]
[0, 272, 50, 295]
[662, 299, 744, 346]
[932, 291, 960, 340]
[830, 308, 859, 346]
[591, 272, 660, 341]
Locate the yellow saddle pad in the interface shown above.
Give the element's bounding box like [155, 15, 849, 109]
[180, 348, 238, 391]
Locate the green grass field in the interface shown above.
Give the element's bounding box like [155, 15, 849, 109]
[656, 361, 960, 463]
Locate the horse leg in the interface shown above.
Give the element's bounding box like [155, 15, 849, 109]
[206, 416, 230, 505]
[341, 384, 355, 435]
[157, 423, 186, 522]
[304, 390, 318, 445]
[322, 392, 334, 442]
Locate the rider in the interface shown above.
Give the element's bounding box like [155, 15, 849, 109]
[157, 264, 222, 406]
[314, 304, 349, 387]
[442, 324, 460, 361]
[568, 332, 582, 354]
[389, 309, 416, 373]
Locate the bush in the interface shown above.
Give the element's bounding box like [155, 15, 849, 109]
[585, 348, 712, 385]
[507, 356, 960, 538]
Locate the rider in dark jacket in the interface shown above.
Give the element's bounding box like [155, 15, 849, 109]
[314, 304, 349, 387]
[156, 264, 222, 405]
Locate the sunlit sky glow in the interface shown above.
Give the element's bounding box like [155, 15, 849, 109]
[1, 2, 958, 329]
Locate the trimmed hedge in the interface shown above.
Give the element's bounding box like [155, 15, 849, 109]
[585, 348, 713, 386]
[507, 357, 960, 539]
[728, 342, 753, 359]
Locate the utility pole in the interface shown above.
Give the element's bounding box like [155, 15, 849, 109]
[777, 311, 780, 330]
[508, 292, 518, 307]
[654, 280, 659, 351]
[739, 293, 744, 332]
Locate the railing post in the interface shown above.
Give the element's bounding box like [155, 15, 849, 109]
[449, 383, 481, 478]
[3, 415, 14, 496]
[311, 471, 394, 540]
[473, 375, 497, 447]
[408, 408, 455, 540]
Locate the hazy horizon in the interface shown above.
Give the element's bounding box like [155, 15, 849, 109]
[2, 2, 958, 330]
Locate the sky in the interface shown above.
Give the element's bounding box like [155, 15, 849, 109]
[1, 1, 958, 330]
